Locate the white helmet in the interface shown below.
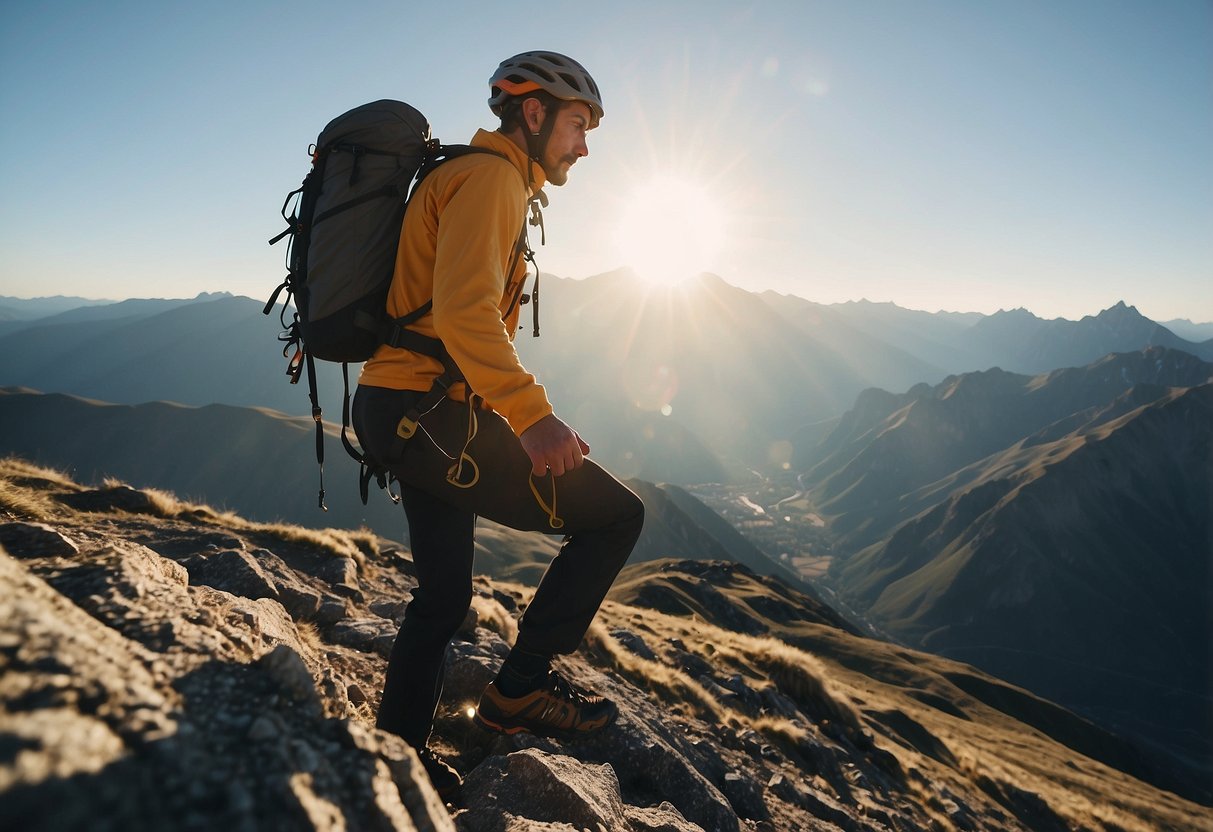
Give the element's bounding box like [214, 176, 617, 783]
[489, 51, 604, 128]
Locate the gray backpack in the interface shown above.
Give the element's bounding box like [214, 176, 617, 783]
[263, 100, 502, 507]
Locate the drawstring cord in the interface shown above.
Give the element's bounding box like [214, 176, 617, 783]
[410, 395, 565, 527]
[528, 471, 564, 530]
[446, 396, 481, 489]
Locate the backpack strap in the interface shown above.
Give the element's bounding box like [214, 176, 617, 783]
[304, 350, 327, 511]
[353, 144, 540, 503]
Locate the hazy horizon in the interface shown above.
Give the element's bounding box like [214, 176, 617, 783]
[2, 271, 1210, 326]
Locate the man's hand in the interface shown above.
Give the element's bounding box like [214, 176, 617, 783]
[519, 414, 590, 477]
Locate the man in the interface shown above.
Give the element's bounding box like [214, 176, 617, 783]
[352, 51, 644, 797]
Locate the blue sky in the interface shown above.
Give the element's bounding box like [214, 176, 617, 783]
[1, 0, 1209, 322]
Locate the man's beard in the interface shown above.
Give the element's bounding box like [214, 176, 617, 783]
[543, 154, 577, 186]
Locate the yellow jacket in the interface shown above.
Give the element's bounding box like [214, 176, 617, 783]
[358, 129, 554, 436]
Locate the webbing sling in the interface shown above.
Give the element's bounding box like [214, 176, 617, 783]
[378, 225, 531, 461]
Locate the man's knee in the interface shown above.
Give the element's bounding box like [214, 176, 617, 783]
[619, 487, 645, 544]
[596, 484, 644, 558]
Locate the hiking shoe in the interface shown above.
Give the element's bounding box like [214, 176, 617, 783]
[475, 671, 618, 738]
[416, 745, 462, 800]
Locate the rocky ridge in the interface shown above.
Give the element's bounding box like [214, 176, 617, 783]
[2, 458, 1209, 831]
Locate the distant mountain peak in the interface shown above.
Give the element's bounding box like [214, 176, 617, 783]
[991, 306, 1038, 319]
[1095, 300, 1142, 318]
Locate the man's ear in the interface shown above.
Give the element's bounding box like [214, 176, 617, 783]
[522, 97, 546, 135]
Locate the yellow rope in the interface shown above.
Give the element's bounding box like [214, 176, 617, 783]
[528, 471, 564, 529]
[446, 398, 480, 489]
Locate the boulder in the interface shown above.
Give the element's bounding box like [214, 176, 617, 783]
[185, 548, 280, 602]
[329, 618, 398, 658]
[458, 748, 628, 831]
[56, 485, 161, 515]
[0, 522, 79, 558]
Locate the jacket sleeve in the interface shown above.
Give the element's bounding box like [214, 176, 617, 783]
[429, 159, 554, 436]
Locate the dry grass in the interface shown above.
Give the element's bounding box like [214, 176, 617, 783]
[721, 632, 865, 736]
[0, 457, 77, 486]
[587, 602, 868, 752]
[122, 480, 374, 564]
[2, 457, 376, 564]
[0, 478, 59, 522]
[0, 458, 78, 521]
[955, 749, 1166, 832]
[470, 593, 519, 643]
[586, 618, 728, 723]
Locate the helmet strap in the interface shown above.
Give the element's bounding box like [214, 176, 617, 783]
[524, 99, 559, 157]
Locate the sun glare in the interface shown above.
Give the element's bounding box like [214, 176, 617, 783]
[615, 175, 727, 286]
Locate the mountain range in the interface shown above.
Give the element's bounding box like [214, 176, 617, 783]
[3, 461, 1210, 829]
[3, 279, 1209, 480]
[0, 387, 782, 595]
[2, 281, 1210, 796]
[786, 347, 1212, 771]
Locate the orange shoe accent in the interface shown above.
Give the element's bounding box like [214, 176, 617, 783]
[475, 672, 618, 738]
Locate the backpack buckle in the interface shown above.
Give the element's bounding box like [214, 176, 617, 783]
[285, 347, 304, 384]
[396, 414, 419, 440]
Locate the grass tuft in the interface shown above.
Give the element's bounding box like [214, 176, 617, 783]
[0, 477, 59, 521]
[471, 593, 519, 643]
[2, 457, 374, 563]
[586, 619, 727, 723]
[0, 458, 80, 521]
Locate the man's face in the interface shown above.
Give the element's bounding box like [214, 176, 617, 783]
[541, 102, 592, 187]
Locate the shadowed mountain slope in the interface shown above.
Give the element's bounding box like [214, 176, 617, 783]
[3, 460, 1209, 829]
[0, 294, 347, 415]
[837, 384, 1213, 768]
[0, 388, 756, 584]
[0, 293, 724, 484]
[0, 387, 395, 533]
[797, 350, 1212, 774]
[803, 347, 1213, 545]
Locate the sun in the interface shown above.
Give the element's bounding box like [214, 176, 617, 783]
[614, 175, 727, 286]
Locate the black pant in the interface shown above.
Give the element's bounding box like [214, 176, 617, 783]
[353, 385, 644, 745]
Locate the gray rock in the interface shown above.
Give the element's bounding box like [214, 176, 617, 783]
[624, 801, 705, 832]
[610, 627, 657, 661]
[311, 555, 360, 588]
[594, 704, 739, 831]
[185, 548, 280, 602]
[275, 581, 323, 620]
[341, 720, 456, 832]
[330, 617, 398, 658]
[443, 633, 507, 704]
[315, 597, 349, 625]
[459, 749, 628, 831]
[371, 598, 409, 623]
[56, 484, 162, 515]
[719, 674, 763, 712]
[244, 548, 325, 620]
[258, 643, 319, 705]
[757, 684, 802, 719]
[720, 771, 768, 820]
[0, 522, 79, 558]
[246, 712, 284, 741]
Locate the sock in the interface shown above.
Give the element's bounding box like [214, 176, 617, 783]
[494, 647, 552, 697]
